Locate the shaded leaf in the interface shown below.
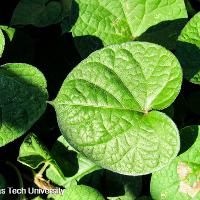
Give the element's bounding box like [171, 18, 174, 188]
[11, 0, 63, 27]
[0, 63, 48, 147]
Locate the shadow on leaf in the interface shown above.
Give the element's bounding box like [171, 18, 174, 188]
[175, 41, 200, 84]
[137, 18, 187, 50]
[0, 63, 48, 147]
[179, 125, 198, 155]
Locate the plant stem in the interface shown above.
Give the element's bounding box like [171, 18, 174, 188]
[37, 161, 50, 177]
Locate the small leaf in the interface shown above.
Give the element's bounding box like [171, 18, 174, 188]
[0, 30, 5, 58]
[53, 42, 182, 175]
[70, 0, 187, 57]
[151, 126, 200, 200]
[11, 0, 63, 27]
[49, 185, 105, 200]
[176, 12, 200, 84]
[46, 136, 100, 187]
[0, 63, 48, 146]
[18, 133, 64, 178]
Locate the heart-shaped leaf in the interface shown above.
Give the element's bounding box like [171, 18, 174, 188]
[151, 126, 200, 200]
[11, 0, 63, 27]
[175, 12, 200, 84]
[0, 30, 5, 58]
[70, 0, 187, 57]
[53, 42, 182, 175]
[0, 63, 48, 147]
[49, 185, 105, 200]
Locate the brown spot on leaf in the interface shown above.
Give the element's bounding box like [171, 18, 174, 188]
[179, 181, 200, 198]
[177, 162, 200, 197]
[177, 162, 192, 180]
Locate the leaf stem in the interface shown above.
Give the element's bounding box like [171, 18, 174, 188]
[37, 161, 50, 177]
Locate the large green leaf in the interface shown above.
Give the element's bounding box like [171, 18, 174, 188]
[0, 63, 48, 147]
[71, 0, 187, 57]
[46, 136, 100, 187]
[0, 30, 5, 58]
[18, 133, 64, 177]
[53, 42, 182, 175]
[175, 12, 200, 84]
[49, 185, 105, 200]
[11, 0, 63, 27]
[151, 126, 200, 200]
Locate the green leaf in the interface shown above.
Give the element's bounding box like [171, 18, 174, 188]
[11, 0, 63, 27]
[151, 126, 200, 200]
[105, 171, 142, 200]
[53, 42, 182, 175]
[0, 30, 5, 58]
[71, 0, 187, 57]
[18, 133, 64, 178]
[0, 26, 16, 41]
[0, 63, 48, 147]
[46, 136, 100, 187]
[49, 185, 105, 200]
[175, 12, 200, 84]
